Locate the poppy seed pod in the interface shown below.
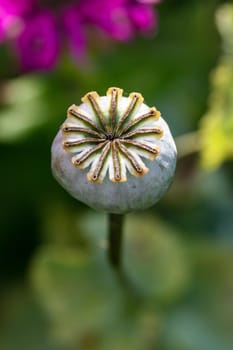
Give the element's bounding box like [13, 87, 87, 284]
[51, 87, 177, 213]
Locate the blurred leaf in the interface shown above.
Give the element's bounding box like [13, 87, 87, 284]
[163, 308, 233, 350]
[200, 3, 233, 169]
[0, 72, 79, 143]
[161, 241, 233, 350]
[125, 215, 190, 304]
[191, 242, 233, 337]
[97, 306, 161, 350]
[0, 284, 64, 350]
[31, 246, 124, 348]
[81, 212, 190, 304]
[0, 75, 49, 142]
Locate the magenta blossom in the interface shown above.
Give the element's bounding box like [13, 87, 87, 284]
[79, 0, 134, 41]
[61, 4, 86, 60]
[0, 0, 160, 71]
[0, 0, 34, 14]
[137, 0, 160, 3]
[0, 20, 4, 41]
[127, 3, 156, 31]
[0, 0, 34, 41]
[15, 11, 60, 71]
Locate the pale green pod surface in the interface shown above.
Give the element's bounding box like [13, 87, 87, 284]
[51, 88, 177, 214]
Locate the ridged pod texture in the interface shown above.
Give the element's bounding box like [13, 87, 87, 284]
[51, 87, 177, 213]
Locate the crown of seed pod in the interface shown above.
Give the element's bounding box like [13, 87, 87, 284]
[51, 87, 177, 213]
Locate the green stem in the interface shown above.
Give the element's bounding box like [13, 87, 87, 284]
[107, 214, 145, 301]
[175, 131, 201, 158]
[108, 213, 124, 270]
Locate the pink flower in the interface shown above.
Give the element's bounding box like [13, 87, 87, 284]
[62, 4, 86, 60]
[0, 0, 34, 15]
[15, 11, 60, 71]
[128, 3, 156, 31]
[0, 0, 34, 41]
[79, 0, 134, 41]
[137, 0, 160, 3]
[0, 19, 4, 41]
[0, 0, 160, 71]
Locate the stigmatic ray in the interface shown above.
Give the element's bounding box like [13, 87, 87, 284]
[62, 87, 163, 183]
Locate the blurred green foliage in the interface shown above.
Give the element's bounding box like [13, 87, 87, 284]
[200, 3, 233, 169]
[0, 1, 233, 350]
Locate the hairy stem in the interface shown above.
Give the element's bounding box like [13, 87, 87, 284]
[108, 213, 124, 270]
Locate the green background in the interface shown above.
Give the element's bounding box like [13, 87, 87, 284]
[0, 1, 233, 349]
